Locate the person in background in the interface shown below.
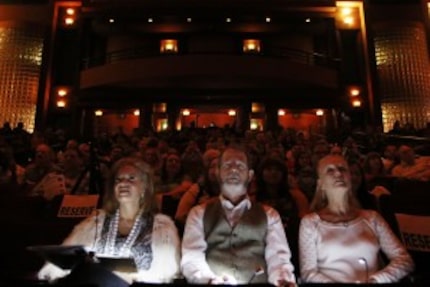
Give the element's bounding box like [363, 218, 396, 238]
[381, 144, 398, 174]
[155, 150, 193, 199]
[29, 147, 88, 201]
[362, 152, 387, 183]
[348, 159, 378, 210]
[23, 143, 62, 195]
[254, 156, 309, 276]
[299, 154, 414, 284]
[181, 144, 296, 286]
[391, 145, 430, 180]
[37, 157, 181, 284]
[175, 154, 221, 233]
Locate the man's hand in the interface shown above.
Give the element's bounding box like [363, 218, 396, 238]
[276, 279, 297, 287]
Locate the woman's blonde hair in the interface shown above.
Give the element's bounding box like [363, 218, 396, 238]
[309, 155, 360, 212]
[103, 157, 158, 215]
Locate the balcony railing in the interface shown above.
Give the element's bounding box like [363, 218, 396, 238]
[81, 46, 340, 70]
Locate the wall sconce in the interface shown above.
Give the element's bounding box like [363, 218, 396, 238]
[228, 109, 236, 116]
[350, 87, 360, 96]
[95, 110, 103, 116]
[316, 109, 324, 116]
[341, 7, 354, 25]
[352, 99, 362, 107]
[243, 39, 261, 53]
[133, 109, 140, 116]
[160, 39, 178, 53]
[66, 8, 75, 15]
[56, 100, 66, 108]
[64, 17, 74, 25]
[336, 2, 360, 29]
[182, 109, 190, 116]
[57, 88, 67, 97]
[343, 16, 354, 25]
[278, 109, 285, 116]
[252, 102, 264, 113]
[62, 6, 79, 27]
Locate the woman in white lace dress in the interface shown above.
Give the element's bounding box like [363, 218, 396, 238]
[299, 154, 414, 284]
[37, 157, 181, 284]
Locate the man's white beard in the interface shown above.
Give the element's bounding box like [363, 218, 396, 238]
[221, 183, 247, 202]
[325, 187, 349, 215]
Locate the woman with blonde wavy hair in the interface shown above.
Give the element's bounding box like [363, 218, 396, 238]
[299, 154, 413, 284]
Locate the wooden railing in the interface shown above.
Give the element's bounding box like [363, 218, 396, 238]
[81, 46, 340, 70]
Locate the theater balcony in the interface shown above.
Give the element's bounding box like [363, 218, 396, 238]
[75, 0, 341, 108]
[79, 48, 339, 108]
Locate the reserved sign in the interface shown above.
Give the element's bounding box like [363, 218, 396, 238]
[58, 194, 99, 218]
[395, 213, 430, 252]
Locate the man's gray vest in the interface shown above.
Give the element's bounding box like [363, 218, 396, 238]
[203, 199, 268, 284]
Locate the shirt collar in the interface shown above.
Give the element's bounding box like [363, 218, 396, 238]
[219, 194, 251, 211]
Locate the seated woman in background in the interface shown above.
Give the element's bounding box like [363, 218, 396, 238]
[299, 154, 414, 284]
[254, 156, 309, 224]
[254, 156, 309, 274]
[348, 159, 378, 210]
[362, 151, 387, 183]
[37, 157, 181, 284]
[155, 150, 193, 199]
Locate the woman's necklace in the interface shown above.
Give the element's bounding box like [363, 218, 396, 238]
[105, 208, 143, 257]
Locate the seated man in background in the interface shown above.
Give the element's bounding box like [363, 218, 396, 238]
[181, 144, 296, 287]
[391, 145, 430, 180]
[299, 154, 414, 284]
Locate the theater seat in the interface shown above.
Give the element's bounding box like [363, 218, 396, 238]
[377, 180, 430, 284]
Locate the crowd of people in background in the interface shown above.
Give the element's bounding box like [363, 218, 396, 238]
[0, 119, 428, 285]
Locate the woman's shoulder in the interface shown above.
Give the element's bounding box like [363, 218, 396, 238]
[359, 209, 381, 220]
[152, 213, 180, 245]
[153, 213, 177, 229]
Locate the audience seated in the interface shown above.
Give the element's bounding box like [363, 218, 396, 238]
[2, 124, 430, 285]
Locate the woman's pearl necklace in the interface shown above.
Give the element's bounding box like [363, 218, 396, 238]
[105, 208, 143, 257]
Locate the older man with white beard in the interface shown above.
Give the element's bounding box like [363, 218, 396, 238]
[181, 144, 296, 287]
[299, 154, 414, 284]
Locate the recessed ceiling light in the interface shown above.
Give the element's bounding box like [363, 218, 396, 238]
[187, 17, 192, 23]
[265, 17, 271, 23]
[226, 17, 231, 23]
[148, 18, 153, 23]
[305, 18, 311, 23]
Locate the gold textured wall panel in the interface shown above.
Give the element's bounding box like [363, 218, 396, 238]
[374, 22, 430, 132]
[0, 24, 43, 133]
